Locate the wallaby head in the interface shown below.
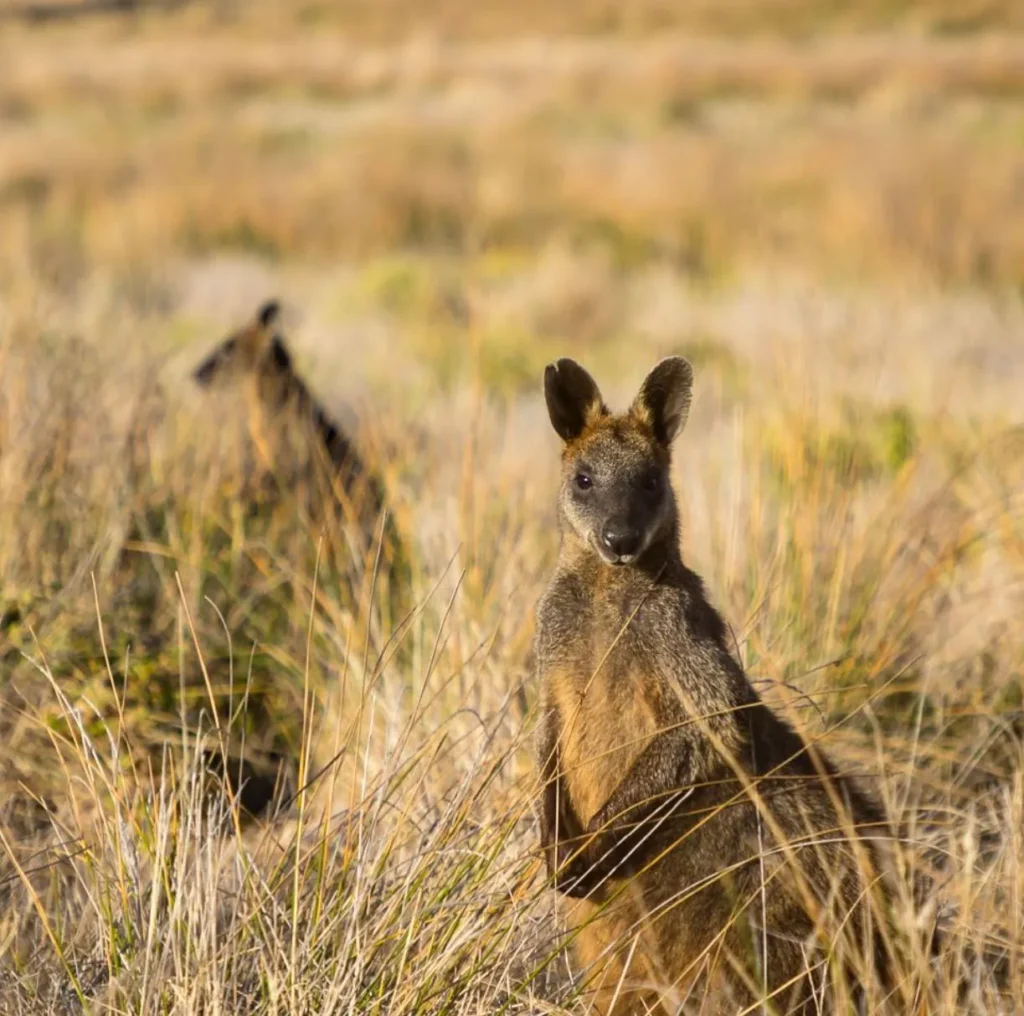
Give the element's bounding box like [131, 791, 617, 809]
[193, 300, 293, 399]
[543, 356, 693, 566]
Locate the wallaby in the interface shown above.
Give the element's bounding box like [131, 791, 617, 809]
[533, 357, 894, 1015]
[187, 301, 410, 820]
[192, 299, 410, 591]
[192, 300, 387, 531]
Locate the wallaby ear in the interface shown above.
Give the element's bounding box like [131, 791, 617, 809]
[268, 334, 293, 372]
[631, 356, 694, 445]
[544, 358, 607, 442]
[257, 299, 281, 329]
[193, 338, 235, 386]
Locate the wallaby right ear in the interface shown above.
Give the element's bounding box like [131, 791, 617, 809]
[257, 299, 281, 329]
[544, 359, 607, 442]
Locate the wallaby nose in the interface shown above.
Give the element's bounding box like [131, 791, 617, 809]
[601, 522, 642, 559]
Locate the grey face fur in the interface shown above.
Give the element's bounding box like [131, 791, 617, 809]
[543, 356, 693, 567]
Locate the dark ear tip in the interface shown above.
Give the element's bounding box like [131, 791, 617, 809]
[646, 356, 695, 394]
[257, 300, 281, 328]
[658, 355, 693, 377]
[544, 358, 585, 384]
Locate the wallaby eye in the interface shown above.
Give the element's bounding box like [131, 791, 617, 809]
[575, 473, 593, 491]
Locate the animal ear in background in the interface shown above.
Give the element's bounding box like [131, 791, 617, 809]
[193, 337, 236, 386]
[257, 299, 281, 330]
[543, 358, 608, 442]
[192, 298, 285, 385]
[268, 335, 292, 372]
[256, 300, 295, 373]
[630, 357, 694, 446]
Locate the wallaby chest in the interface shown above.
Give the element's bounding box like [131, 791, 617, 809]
[542, 582, 683, 824]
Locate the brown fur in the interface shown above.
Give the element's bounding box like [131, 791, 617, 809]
[534, 357, 893, 1015]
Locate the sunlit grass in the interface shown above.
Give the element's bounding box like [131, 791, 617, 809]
[1, 294, 1022, 1010]
[1, 0, 1023, 1010]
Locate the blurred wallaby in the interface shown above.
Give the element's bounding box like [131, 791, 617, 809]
[186, 301, 410, 820]
[534, 357, 893, 1015]
[192, 299, 411, 590]
[192, 300, 387, 531]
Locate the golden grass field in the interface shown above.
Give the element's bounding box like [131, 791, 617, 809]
[1, 0, 1023, 1012]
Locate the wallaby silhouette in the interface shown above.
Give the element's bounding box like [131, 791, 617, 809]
[193, 300, 386, 526]
[533, 357, 893, 1015]
[186, 301, 410, 820]
[192, 299, 409, 596]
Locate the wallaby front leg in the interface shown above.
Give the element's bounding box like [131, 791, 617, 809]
[586, 728, 696, 874]
[538, 705, 604, 898]
[538, 705, 565, 857]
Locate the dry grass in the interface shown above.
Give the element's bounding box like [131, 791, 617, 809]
[3, 18, 1024, 289]
[1, 1, 1024, 1013]
[5, 0, 1024, 39]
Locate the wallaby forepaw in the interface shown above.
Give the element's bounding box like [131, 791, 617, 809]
[548, 843, 606, 898]
[553, 858, 602, 898]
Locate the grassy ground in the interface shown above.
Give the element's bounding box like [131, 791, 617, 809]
[1, 1, 1023, 1012]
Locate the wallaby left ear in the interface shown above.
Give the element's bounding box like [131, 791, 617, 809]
[193, 338, 236, 386]
[631, 357, 694, 446]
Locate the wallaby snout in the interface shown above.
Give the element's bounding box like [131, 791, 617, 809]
[599, 517, 642, 562]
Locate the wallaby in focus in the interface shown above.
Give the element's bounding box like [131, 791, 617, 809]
[534, 357, 892, 1015]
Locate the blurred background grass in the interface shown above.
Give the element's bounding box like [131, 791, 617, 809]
[0, 0, 1023, 1012]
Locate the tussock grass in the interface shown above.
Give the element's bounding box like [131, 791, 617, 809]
[3, 19, 1024, 288]
[1, 278, 1022, 1011]
[2, 1, 1024, 1011]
